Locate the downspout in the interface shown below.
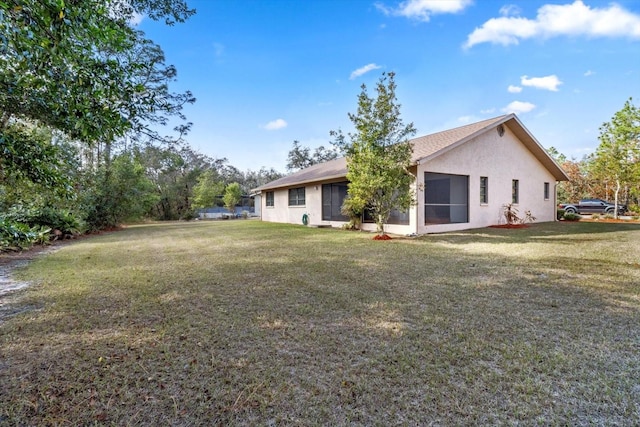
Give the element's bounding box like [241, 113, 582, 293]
[554, 182, 558, 221]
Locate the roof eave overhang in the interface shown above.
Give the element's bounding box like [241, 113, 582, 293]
[506, 115, 570, 181]
[253, 172, 348, 193]
[416, 115, 514, 165]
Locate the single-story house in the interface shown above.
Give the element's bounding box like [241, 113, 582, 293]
[253, 114, 569, 235]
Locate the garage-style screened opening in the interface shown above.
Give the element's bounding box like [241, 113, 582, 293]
[424, 172, 469, 224]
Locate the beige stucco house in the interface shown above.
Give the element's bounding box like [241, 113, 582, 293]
[253, 114, 569, 235]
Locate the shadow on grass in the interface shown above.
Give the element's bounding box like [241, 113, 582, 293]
[1, 220, 639, 425]
[424, 221, 640, 245]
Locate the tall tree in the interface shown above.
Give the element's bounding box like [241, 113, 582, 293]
[135, 144, 219, 220]
[192, 169, 225, 209]
[546, 147, 594, 203]
[331, 72, 416, 234]
[0, 0, 196, 230]
[223, 183, 242, 214]
[0, 0, 195, 143]
[242, 167, 284, 194]
[286, 141, 338, 171]
[0, 122, 70, 193]
[590, 98, 640, 217]
[80, 153, 158, 230]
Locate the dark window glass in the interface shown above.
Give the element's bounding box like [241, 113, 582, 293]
[387, 208, 410, 225]
[362, 207, 410, 225]
[480, 176, 488, 204]
[512, 179, 519, 204]
[544, 182, 550, 200]
[288, 187, 306, 206]
[322, 182, 349, 221]
[265, 191, 274, 207]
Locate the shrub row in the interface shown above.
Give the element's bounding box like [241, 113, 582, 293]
[0, 206, 85, 252]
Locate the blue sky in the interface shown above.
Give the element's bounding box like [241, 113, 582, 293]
[138, 0, 640, 172]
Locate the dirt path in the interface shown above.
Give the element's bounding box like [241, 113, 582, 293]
[0, 245, 63, 323]
[0, 229, 124, 323]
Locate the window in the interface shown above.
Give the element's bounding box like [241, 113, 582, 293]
[288, 187, 305, 206]
[480, 177, 488, 204]
[544, 182, 550, 200]
[424, 172, 469, 224]
[265, 191, 274, 207]
[322, 182, 349, 221]
[512, 179, 519, 204]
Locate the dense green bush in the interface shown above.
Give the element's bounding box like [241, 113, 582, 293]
[0, 217, 50, 251]
[562, 212, 581, 221]
[5, 205, 84, 237]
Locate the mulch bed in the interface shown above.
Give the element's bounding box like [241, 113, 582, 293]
[373, 234, 393, 240]
[489, 224, 530, 229]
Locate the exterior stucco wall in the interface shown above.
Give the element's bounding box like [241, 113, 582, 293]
[260, 180, 415, 235]
[259, 127, 558, 235]
[417, 126, 557, 234]
[261, 185, 321, 226]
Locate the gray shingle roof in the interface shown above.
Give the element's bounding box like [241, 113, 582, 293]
[255, 114, 568, 192]
[254, 157, 348, 191]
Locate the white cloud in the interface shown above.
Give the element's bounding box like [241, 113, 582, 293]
[584, 70, 595, 76]
[349, 63, 382, 80]
[521, 74, 562, 91]
[508, 85, 522, 93]
[499, 4, 521, 17]
[376, 0, 472, 22]
[464, 0, 640, 48]
[110, 1, 144, 26]
[457, 115, 474, 123]
[502, 101, 536, 114]
[480, 108, 496, 114]
[129, 12, 144, 25]
[263, 119, 288, 130]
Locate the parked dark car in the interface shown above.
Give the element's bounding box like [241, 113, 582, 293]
[558, 198, 627, 215]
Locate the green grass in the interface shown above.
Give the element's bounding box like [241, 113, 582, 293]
[1, 220, 640, 425]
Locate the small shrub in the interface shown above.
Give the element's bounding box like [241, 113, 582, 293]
[341, 196, 362, 230]
[562, 212, 581, 221]
[591, 213, 600, 220]
[0, 217, 43, 251]
[502, 203, 520, 224]
[180, 209, 199, 221]
[557, 209, 565, 220]
[632, 215, 640, 221]
[603, 213, 614, 220]
[342, 220, 361, 231]
[521, 210, 536, 224]
[241, 210, 250, 219]
[5, 205, 84, 237]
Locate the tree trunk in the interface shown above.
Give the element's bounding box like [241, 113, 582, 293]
[376, 215, 384, 235]
[614, 178, 621, 220]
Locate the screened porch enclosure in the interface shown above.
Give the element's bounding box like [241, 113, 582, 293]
[322, 182, 349, 221]
[322, 181, 409, 224]
[424, 172, 469, 224]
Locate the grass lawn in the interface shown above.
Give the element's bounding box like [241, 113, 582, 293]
[1, 220, 640, 425]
